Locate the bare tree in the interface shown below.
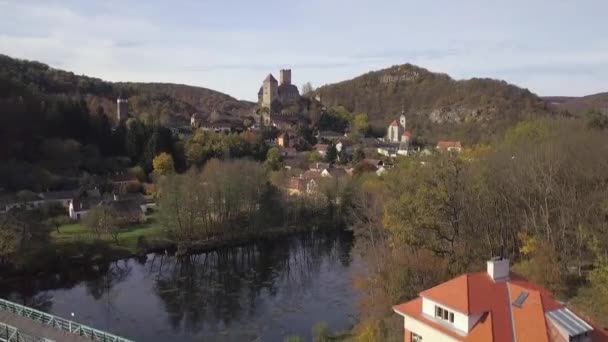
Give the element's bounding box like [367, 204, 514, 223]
[301, 82, 314, 96]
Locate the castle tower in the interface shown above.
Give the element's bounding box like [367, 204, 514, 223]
[117, 98, 128, 122]
[280, 69, 292, 85]
[262, 74, 279, 109]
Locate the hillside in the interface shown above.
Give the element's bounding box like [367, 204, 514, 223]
[0, 54, 255, 125]
[543, 93, 608, 116]
[314, 64, 552, 143]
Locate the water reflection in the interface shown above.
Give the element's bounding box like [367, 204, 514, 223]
[0, 230, 357, 341]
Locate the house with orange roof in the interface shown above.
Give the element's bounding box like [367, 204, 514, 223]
[393, 257, 608, 342]
[436, 141, 463, 152]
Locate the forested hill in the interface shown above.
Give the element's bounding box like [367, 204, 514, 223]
[314, 64, 553, 143]
[544, 92, 608, 116]
[0, 54, 254, 124]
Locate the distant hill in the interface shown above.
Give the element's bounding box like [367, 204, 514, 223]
[0, 54, 255, 125]
[314, 64, 553, 143]
[543, 93, 608, 116]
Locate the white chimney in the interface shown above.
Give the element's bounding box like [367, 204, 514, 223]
[487, 257, 510, 281]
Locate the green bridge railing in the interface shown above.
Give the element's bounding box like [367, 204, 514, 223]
[0, 322, 46, 342]
[0, 298, 133, 342]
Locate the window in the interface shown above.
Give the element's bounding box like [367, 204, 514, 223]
[435, 305, 455, 324]
[412, 332, 423, 342]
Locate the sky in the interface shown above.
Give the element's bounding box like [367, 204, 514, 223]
[1, 0, 607, 101]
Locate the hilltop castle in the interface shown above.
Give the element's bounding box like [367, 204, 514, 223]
[258, 69, 300, 110]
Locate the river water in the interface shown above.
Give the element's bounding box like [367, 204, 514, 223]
[0, 230, 359, 341]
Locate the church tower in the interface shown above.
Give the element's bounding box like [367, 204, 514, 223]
[399, 108, 406, 130]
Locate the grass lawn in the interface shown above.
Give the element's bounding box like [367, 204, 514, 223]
[52, 213, 169, 253]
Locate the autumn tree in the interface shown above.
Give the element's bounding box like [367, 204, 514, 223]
[0, 217, 19, 265]
[352, 113, 371, 137]
[153, 152, 175, 177]
[265, 147, 282, 171]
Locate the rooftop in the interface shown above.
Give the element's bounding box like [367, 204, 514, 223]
[437, 141, 462, 149]
[394, 260, 608, 341]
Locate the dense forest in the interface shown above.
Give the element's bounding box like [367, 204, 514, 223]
[0, 54, 263, 192]
[314, 64, 555, 143]
[0, 54, 254, 125]
[349, 117, 608, 340]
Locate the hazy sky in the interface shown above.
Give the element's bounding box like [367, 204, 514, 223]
[1, 0, 607, 101]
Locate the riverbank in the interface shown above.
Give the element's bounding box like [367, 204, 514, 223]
[2, 215, 343, 279]
[0, 229, 357, 342]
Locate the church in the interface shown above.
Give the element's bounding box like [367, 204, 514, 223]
[386, 111, 412, 143]
[258, 69, 300, 110]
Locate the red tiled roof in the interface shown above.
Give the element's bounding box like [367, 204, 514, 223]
[314, 144, 328, 152]
[402, 130, 413, 137]
[394, 271, 608, 341]
[437, 141, 462, 149]
[389, 120, 399, 127]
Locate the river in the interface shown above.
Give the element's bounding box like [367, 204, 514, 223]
[0, 230, 359, 341]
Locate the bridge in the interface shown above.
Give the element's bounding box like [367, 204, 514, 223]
[0, 298, 133, 342]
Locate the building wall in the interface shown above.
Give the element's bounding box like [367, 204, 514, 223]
[405, 329, 412, 342]
[262, 81, 278, 108]
[387, 126, 397, 142]
[401, 313, 460, 342]
[421, 297, 471, 335]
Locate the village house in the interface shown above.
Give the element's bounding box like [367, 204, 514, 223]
[264, 114, 300, 131]
[109, 172, 139, 189]
[287, 175, 318, 196]
[69, 197, 103, 220]
[317, 130, 345, 142]
[377, 144, 399, 158]
[277, 132, 296, 148]
[69, 193, 148, 222]
[40, 190, 79, 209]
[437, 141, 463, 153]
[393, 257, 608, 341]
[310, 162, 330, 171]
[0, 188, 89, 213]
[313, 144, 329, 157]
[200, 120, 233, 134]
[279, 147, 298, 159]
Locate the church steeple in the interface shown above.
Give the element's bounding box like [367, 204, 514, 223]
[399, 106, 406, 130]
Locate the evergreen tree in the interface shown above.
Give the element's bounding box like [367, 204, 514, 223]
[325, 143, 338, 163]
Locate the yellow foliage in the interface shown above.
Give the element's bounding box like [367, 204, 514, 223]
[518, 232, 539, 256]
[354, 320, 385, 342]
[152, 152, 175, 177]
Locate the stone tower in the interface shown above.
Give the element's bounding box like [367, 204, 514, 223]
[117, 98, 128, 122]
[261, 74, 278, 108]
[280, 69, 292, 85]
